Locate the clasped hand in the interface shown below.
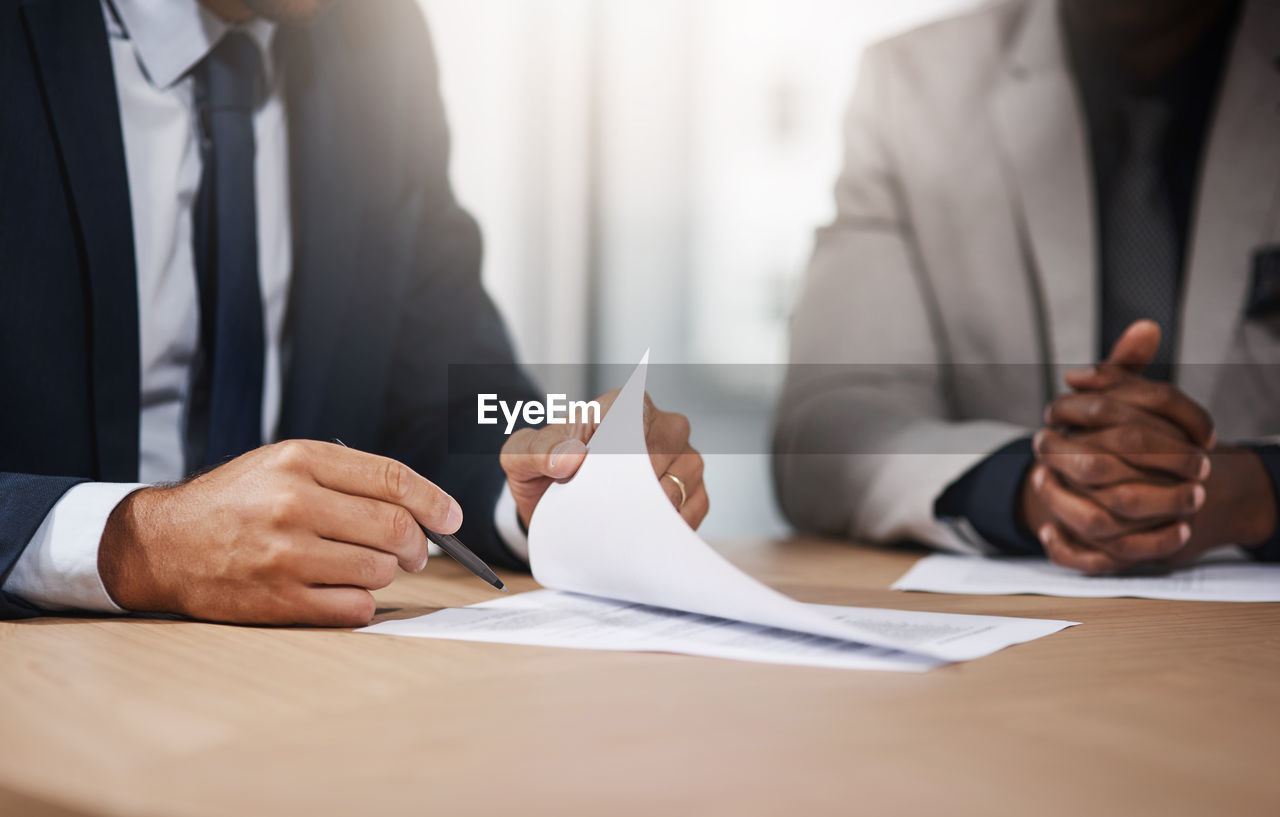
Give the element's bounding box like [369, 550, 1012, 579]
[1024, 320, 1275, 574]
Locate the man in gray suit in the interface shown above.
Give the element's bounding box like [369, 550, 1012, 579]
[773, 0, 1280, 572]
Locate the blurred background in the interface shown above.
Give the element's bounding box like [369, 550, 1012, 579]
[418, 0, 976, 539]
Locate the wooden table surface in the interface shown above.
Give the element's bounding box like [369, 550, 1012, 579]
[1, 538, 1277, 817]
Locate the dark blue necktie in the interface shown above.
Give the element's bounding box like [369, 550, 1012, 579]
[190, 32, 266, 468]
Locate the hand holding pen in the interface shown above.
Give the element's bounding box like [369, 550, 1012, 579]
[332, 440, 507, 593]
[99, 439, 480, 627]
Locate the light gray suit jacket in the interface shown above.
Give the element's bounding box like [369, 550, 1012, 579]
[773, 0, 1280, 553]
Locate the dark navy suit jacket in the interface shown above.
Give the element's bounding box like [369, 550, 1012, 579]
[0, 0, 539, 618]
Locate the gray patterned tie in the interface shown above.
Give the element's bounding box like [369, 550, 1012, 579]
[1100, 97, 1178, 381]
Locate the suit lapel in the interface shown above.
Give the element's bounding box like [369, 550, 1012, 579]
[22, 0, 140, 480]
[1176, 0, 1280, 399]
[989, 0, 1097, 387]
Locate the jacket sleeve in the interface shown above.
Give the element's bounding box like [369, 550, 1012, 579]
[1245, 443, 1280, 561]
[0, 473, 87, 619]
[771, 42, 1030, 553]
[934, 437, 1043, 555]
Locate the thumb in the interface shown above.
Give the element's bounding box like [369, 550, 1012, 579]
[1106, 319, 1162, 371]
[499, 426, 588, 483]
[1065, 319, 1162, 391]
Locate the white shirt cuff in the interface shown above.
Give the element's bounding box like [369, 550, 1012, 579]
[493, 486, 529, 563]
[1, 482, 147, 613]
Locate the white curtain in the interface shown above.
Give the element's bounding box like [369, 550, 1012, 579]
[420, 0, 977, 536]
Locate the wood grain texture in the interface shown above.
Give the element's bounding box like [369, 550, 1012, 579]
[1, 538, 1277, 817]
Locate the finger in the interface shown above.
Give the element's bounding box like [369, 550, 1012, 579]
[1091, 380, 1215, 449]
[658, 448, 703, 509]
[1098, 520, 1192, 563]
[1080, 425, 1210, 480]
[565, 389, 617, 442]
[646, 411, 693, 476]
[296, 585, 378, 628]
[639, 393, 672, 465]
[500, 426, 588, 483]
[1106, 319, 1162, 371]
[659, 470, 684, 509]
[1088, 480, 1205, 523]
[305, 492, 431, 572]
[1034, 428, 1155, 487]
[1035, 466, 1140, 541]
[590, 388, 621, 420]
[1063, 364, 1128, 393]
[1038, 523, 1129, 575]
[680, 483, 710, 530]
[299, 539, 400, 590]
[1045, 393, 1188, 442]
[1036, 469, 1194, 563]
[641, 392, 658, 440]
[1064, 320, 1161, 390]
[289, 441, 464, 534]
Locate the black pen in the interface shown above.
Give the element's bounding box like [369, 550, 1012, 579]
[332, 439, 508, 593]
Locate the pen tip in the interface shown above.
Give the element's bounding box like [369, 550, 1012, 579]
[499, 585, 509, 594]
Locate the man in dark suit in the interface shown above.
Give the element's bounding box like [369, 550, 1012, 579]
[0, 0, 709, 624]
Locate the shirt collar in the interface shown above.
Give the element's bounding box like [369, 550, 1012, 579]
[104, 0, 277, 91]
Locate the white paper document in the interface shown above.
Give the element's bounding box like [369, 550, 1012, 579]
[366, 590, 943, 671]
[894, 554, 1280, 602]
[359, 355, 1076, 669]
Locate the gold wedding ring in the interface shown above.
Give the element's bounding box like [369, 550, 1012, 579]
[661, 472, 688, 509]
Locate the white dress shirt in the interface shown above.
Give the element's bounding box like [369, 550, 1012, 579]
[2, 0, 525, 613]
